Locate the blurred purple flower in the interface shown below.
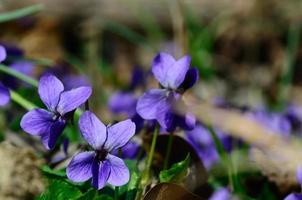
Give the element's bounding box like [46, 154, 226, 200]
[109, 92, 137, 117]
[285, 105, 302, 133]
[0, 43, 23, 58]
[5, 61, 35, 88]
[43, 64, 91, 90]
[247, 109, 291, 137]
[20, 74, 92, 150]
[209, 188, 231, 200]
[129, 66, 146, 90]
[50, 138, 69, 164]
[0, 46, 10, 106]
[62, 74, 91, 90]
[113, 140, 140, 159]
[137, 52, 199, 132]
[284, 194, 302, 200]
[0, 81, 10, 106]
[67, 111, 135, 189]
[0, 45, 7, 62]
[10, 61, 35, 77]
[185, 124, 218, 169]
[185, 124, 234, 169]
[109, 67, 145, 133]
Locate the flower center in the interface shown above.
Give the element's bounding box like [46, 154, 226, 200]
[95, 149, 108, 162]
[52, 112, 65, 122]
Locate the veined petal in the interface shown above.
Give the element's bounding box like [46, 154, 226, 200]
[20, 109, 53, 136]
[106, 154, 130, 186]
[104, 119, 136, 151]
[40, 120, 66, 150]
[0, 82, 10, 106]
[166, 55, 190, 89]
[136, 89, 169, 120]
[67, 151, 95, 182]
[47, 120, 66, 150]
[152, 52, 175, 88]
[79, 111, 107, 150]
[0, 45, 6, 62]
[57, 86, 92, 115]
[92, 160, 111, 190]
[38, 74, 64, 111]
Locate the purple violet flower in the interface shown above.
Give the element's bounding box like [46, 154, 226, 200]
[0, 82, 10, 106]
[20, 74, 92, 150]
[0, 46, 10, 106]
[185, 124, 219, 169]
[112, 140, 140, 159]
[109, 92, 137, 117]
[284, 194, 302, 200]
[247, 109, 291, 137]
[67, 111, 135, 189]
[209, 188, 231, 200]
[0, 45, 7, 62]
[136, 52, 198, 132]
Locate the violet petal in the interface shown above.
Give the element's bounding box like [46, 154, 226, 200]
[92, 160, 111, 190]
[67, 151, 95, 182]
[152, 52, 175, 88]
[38, 74, 64, 111]
[105, 119, 136, 151]
[57, 86, 92, 115]
[136, 89, 169, 120]
[106, 154, 130, 186]
[79, 111, 107, 150]
[20, 108, 53, 136]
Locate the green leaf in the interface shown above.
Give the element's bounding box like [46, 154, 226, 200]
[125, 171, 140, 200]
[77, 189, 97, 200]
[38, 179, 82, 200]
[0, 4, 43, 23]
[159, 154, 190, 183]
[117, 160, 139, 198]
[94, 195, 113, 200]
[41, 165, 66, 179]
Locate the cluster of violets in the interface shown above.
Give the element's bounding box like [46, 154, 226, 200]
[3, 42, 302, 198]
[15, 50, 200, 190]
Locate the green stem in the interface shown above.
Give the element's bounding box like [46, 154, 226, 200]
[115, 186, 119, 200]
[163, 131, 174, 170]
[276, 23, 301, 110]
[140, 125, 159, 192]
[10, 90, 37, 110]
[207, 126, 235, 191]
[0, 64, 38, 87]
[0, 4, 43, 23]
[146, 125, 159, 176]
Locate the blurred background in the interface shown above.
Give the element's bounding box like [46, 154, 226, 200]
[2, 0, 302, 112]
[1, 0, 302, 199]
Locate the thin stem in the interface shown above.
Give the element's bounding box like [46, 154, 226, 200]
[276, 23, 301, 110]
[163, 131, 174, 170]
[0, 4, 43, 23]
[207, 126, 235, 191]
[146, 125, 159, 175]
[10, 90, 37, 110]
[115, 186, 119, 200]
[0, 64, 38, 87]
